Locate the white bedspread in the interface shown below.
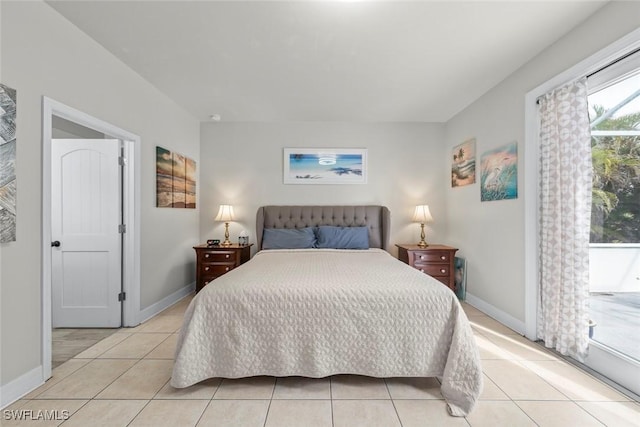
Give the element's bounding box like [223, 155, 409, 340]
[171, 249, 482, 416]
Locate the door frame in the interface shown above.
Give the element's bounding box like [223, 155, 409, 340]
[524, 28, 640, 394]
[41, 97, 141, 380]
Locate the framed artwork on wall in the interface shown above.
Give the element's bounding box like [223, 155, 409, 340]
[156, 146, 197, 208]
[480, 141, 518, 201]
[283, 148, 367, 184]
[0, 83, 17, 242]
[451, 138, 476, 187]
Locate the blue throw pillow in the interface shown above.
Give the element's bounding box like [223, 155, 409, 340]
[262, 227, 317, 249]
[316, 226, 369, 249]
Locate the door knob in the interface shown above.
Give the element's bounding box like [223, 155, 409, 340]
[51, 241, 61, 247]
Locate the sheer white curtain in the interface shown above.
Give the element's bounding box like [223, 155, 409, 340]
[537, 77, 592, 360]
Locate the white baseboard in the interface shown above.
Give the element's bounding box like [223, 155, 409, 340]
[465, 292, 526, 335]
[0, 366, 43, 409]
[137, 282, 195, 324]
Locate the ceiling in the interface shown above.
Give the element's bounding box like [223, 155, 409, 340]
[47, 1, 607, 123]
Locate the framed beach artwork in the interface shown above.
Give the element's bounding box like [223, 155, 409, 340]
[0, 83, 17, 242]
[451, 138, 476, 187]
[283, 148, 367, 184]
[480, 141, 518, 202]
[156, 146, 197, 208]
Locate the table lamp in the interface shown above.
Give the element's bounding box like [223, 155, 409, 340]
[215, 204, 235, 246]
[412, 205, 433, 248]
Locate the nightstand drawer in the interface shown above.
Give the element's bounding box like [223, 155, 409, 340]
[199, 251, 236, 263]
[413, 250, 451, 263]
[200, 263, 235, 276]
[415, 263, 450, 277]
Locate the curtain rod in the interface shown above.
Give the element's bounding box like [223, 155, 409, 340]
[536, 46, 640, 105]
[586, 46, 640, 79]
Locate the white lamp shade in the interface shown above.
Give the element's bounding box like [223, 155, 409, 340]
[412, 205, 433, 223]
[214, 205, 235, 222]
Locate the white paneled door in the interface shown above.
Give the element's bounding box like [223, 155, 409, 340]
[51, 139, 122, 327]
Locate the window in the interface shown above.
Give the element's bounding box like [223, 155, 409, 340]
[588, 53, 640, 244]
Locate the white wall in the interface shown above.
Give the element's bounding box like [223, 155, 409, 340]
[200, 122, 446, 255]
[0, 1, 200, 387]
[444, 1, 640, 322]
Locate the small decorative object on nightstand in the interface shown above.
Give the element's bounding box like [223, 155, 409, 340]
[214, 204, 235, 246]
[412, 205, 433, 248]
[396, 243, 458, 291]
[193, 243, 252, 292]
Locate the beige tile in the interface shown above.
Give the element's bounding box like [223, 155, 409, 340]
[475, 334, 511, 360]
[214, 376, 275, 399]
[265, 400, 332, 427]
[461, 303, 486, 317]
[481, 360, 568, 401]
[23, 359, 91, 399]
[2, 399, 87, 427]
[38, 359, 136, 399]
[394, 400, 469, 427]
[578, 401, 640, 427]
[97, 333, 169, 359]
[466, 401, 536, 427]
[145, 334, 178, 359]
[197, 400, 270, 427]
[73, 332, 132, 359]
[520, 360, 630, 402]
[160, 298, 193, 316]
[516, 401, 604, 427]
[479, 374, 509, 400]
[331, 375, 390, 399]
[135, 315, 183, 333]
[469, 316, 519, 336]
[96, 359, 173, 399]
[129, 400, 208, 427]
[61, 399, 148, 427]
[385, 377, 442, 399]
[484, 334, 557, 361]
[2, 399, 29, 412]
[154, 378, 220, 399]
[272, 376, 331, 399]
[332, 400, 401, 427]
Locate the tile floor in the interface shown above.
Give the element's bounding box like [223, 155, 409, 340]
[4, 296, 639, 426]
[52, 328, 119, 369]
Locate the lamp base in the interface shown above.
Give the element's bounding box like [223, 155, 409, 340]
[221, 222, 232, 246]
[417, 223, 428, 248]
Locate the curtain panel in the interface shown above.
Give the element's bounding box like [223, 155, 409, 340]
[537, 77, 592, 361]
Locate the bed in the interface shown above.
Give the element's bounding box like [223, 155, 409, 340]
[171, 205, 482, 416]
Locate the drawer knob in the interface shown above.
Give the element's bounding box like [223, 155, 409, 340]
[205, 266, 210, 271]
[441, 269, 446, 274]
[225, 254, 230, 259]
[440, 255, 446, 260]
[225, 266, 230, 271]
[419, 269, 425, 273]
[419, 255, 424, 260]
[205, 254, 210, 258]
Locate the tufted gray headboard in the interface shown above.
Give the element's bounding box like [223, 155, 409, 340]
[256, 205, 390, 251]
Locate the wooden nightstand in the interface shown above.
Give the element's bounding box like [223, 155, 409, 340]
[396, 244, 458, 291]
[193, 244, 253, 293]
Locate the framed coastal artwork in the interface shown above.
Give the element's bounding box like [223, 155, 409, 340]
[451, 138, 476, 187]
[480, 141, 518, 202]
[283, 148, 367, 184]
[156, 146, 196, 208]
[0, 83, 17, 242]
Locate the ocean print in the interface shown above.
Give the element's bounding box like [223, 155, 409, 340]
[156, 146, 197, 208]
[451, 138, 476, 187]
[284, 149, 367, 184]
[480, 141, 518, 201]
